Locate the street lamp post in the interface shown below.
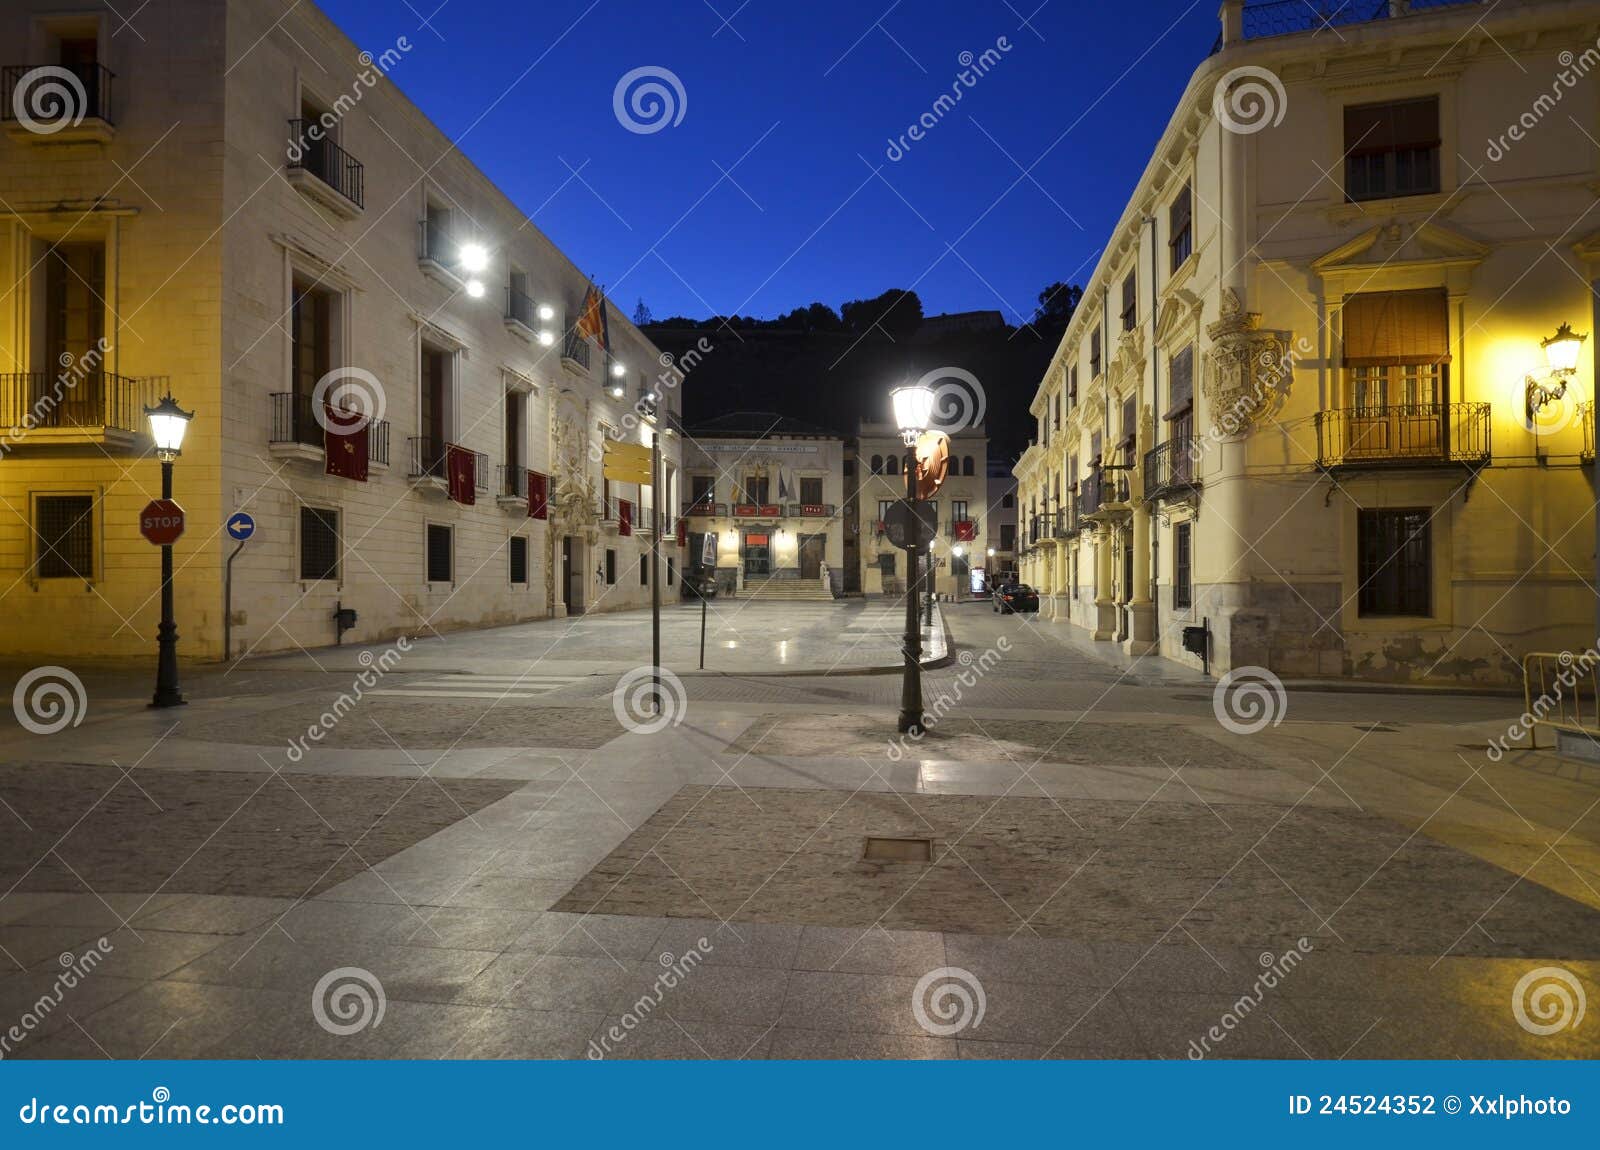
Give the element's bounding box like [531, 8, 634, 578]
[891, 384, 934, 735]
[145, 393, 193, 709]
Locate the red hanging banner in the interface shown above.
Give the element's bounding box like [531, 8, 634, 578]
[322, 405, 369, 482]
[528, 471, 548, 520]
[446, 443, 476, 506]
[619, 498, 632, 536]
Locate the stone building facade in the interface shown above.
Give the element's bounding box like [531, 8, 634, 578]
[0, 0, 679, 660]
[1017, 0, 1598, 684]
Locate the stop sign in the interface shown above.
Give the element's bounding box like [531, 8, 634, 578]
[139, 499, 186, 546]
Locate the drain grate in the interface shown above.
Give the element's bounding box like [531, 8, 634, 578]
[863, 836, 933, 863]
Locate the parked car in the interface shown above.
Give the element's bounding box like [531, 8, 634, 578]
[993, 583, 1039, 614]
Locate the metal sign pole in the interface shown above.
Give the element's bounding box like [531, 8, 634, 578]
[651, 430, 662, 713]
[224, 538, 245, 661]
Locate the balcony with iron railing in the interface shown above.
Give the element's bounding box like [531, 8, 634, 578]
[496, 463, 530, 508]
[1144, 437, 1201, 501]
[684, 498, 724, 516]
[407, 437, 487, 490]
[286, 119, 364, 215]
[416, 218, 463, 285]
[268, 392, 389, 465]
[0, 371, 158, 448]
[1313, 402, 1491, 469]
[791, 502, 836, 517]
[2, 63, 115, 142]
[505, 286, 536, 334]
[562, 331, 592, 373]
[1210, 0, 1489, 55]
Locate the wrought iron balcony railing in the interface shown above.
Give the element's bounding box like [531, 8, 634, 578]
[1, 63, 115, 127]
[286, 119, 364, 209]
[497, 464, 530, 500]
[418, 218, 456, 267]
[269, 392, 389, 463]
[1144, 438, 1201, 500]
[1209, 0, 1485, 54]
[562, 331, 592, 370]
[0, 371, 156, 437]
[505, 286, 535, 329]
[1314, 402, 1491, 469]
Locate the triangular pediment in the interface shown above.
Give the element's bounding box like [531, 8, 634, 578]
[1312, 221, 1488, 273]
[1154, 289, 1202, 347]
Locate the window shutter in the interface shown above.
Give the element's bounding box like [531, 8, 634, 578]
[1342, 289, 1450, 366]
[1168, 346, 1194, 414]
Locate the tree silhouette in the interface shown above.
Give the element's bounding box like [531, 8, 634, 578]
[632, 298, 654, 326]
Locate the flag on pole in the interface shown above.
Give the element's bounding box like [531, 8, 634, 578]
[576, 284, 609, 351]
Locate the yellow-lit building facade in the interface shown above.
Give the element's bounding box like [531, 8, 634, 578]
[0, 0, 678, 661]
[1017, 0, 1597, 684]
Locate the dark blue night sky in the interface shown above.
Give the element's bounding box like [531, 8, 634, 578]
[318, 0, 1217, 323]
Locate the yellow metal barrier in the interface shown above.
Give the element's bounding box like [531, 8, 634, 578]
[1520, 651, 1600, 750]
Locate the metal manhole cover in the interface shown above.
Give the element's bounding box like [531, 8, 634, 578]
[862, 836, 933, 863]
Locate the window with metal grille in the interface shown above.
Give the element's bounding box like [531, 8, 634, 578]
[605, 549, 616, 584]
[36, 495, 93, 579]
[426, 523, 452, 583]
[1358, 508, 1431, 616]
[878, 553, 896, 576]
[1344, 97, 1440, 202]
[1174, 522, 1192, 609]
[299, 506, 339, 581]
[1120, 270, 1137, 331]
[1169, 182, 1192, 272]
[509, 535, 528, 584]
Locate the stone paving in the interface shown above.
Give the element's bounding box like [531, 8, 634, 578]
[1, 602, 1598, 1060]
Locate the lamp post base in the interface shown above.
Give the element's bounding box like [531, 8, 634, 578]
[897, 711, 924, 735]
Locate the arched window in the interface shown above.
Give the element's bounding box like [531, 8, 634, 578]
[962, 455, 975, 476]
[886, 456, 900, 475]
[870, 454, 882, 474]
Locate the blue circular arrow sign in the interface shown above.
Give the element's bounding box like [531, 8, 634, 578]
[226, 512, 256, 542]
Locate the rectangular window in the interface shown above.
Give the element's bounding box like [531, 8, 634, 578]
[419, 345, 450, 476]
[504, 389, 523, 473]
[605, 548, 617, 584]
[742, 475, 770, 504]
[800, 476, 823, 504]
[44, 243, 105, 382]
[1174, 522, 1192, 609]
[1169, 182, 1193, 272]
[878, 553, 896, 576]
[509, 535, 528, 585]
[1002, 492, 1014, 509]
[1344, 97, 1440, 202]
[1120, 271, 1137, 331]
[1358, 508, 1431, 616]
[1000, 523, 1015, 550]
[288, 276, 334, 448]
[691, 474, 715, 503]
[1121, 395, 1138, 454]
[426, 523, 452, 583]
[1090, 328, 1102, 377]
[299, 506, 339, 581]
[36, 495, 93, 579]
[1068, 364, 1078, 400]
[641, 557, 649, 586]
[877, 499, 895, 525]
[952, 500, 969, 523]
[1169, 346, 1195, 415]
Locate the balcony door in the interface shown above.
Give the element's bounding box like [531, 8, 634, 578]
[42, 243, 104, 426]
[1341, 290, 1450, 461]
[290, 275, 332, 445]
[420, 346, 450, 477]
